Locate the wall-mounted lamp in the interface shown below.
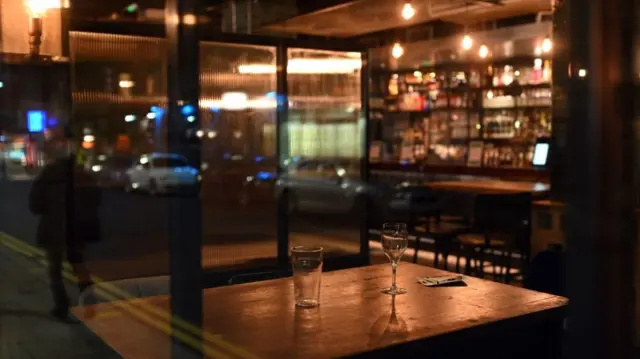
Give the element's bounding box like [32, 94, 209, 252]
[24, 0, 63, 57]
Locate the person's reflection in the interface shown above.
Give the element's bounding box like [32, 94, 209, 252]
[28, 126, 100, 321]
[369, 294, 409, 347]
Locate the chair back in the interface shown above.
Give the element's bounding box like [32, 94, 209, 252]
[228, 270, 291, 285]
[387, 186, 440, 226]
[473, 192, 532, 251]
[524, 245, 566, 296]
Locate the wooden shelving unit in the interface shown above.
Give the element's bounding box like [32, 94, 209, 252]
[370, 55, 552, 172]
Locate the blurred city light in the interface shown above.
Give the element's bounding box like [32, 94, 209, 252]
[118, 80, 135, 88]
[181, 104, 196, 116]
[183, 14, 197, 25]
[125, 3, 139, 13]
[238, 58, 362, 74]
[27, 110, 46, 132]
[125, 114, 136, 122]
[221, 92, 249, 110]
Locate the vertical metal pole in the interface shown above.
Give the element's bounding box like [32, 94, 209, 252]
[165, 0, 203, 357]
[360, 49, 371, 265]
[276, 44, 290, 267]
[565, 0, 636, 358]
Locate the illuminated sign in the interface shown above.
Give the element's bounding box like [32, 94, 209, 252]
[27, 110, 46, 132]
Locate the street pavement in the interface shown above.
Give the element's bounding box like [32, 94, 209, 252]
[0, 234, 120, 359]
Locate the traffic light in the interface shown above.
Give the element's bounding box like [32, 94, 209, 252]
[121, 3, 139, 18]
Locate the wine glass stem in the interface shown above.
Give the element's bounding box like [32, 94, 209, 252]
[391, 262, 398, 290]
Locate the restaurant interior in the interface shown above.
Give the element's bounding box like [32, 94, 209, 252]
[0, 0, 637, 358]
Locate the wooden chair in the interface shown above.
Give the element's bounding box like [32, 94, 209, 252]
[454, 192, 532, 283]
[387, 186, 470, 268]
[417, 214, 471, 270]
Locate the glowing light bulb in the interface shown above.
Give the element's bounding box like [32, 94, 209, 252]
[478, 44, 489, 59]
[486, 90, 494, 99]
[413, 71, 422, 78]
[391, 43, 404, 59]
[401, 2, 416, 20]
[542, 37, 553, 53]
[25, 0, 61, 18]
[578, 68, 587, 78]
[462, 34, 473, 50]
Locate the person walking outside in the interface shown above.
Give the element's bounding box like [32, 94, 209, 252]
[28, 126, 101, 321]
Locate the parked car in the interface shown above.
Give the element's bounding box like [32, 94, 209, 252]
[240, 159, 443, 226]
[91, 155, 135, 188]
[125, 153, 201, 196]
[274, 160, 392, 221]
[239, 170, 279, 206]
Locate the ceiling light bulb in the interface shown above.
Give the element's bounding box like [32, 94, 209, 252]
[478, 45, 489, 58]
[391, 43, 404, 59]
[462, 35, 473, 51]
[542, 37, 553, 53]
[401, 2, 416, 20]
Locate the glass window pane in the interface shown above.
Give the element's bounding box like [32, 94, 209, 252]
[200, 42, 278, 267]
[282, 48, 364, 258]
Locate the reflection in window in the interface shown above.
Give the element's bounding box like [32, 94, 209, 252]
[283, 48, 364, 257]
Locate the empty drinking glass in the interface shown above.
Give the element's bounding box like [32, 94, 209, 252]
[292, 246, 323, 307]
[381, 223, 409, 295]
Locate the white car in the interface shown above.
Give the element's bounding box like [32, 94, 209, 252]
[125, 153, 201, 195]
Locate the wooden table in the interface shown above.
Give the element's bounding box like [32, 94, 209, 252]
[72, 264, 567, 359]
[427, 179, 550, 195]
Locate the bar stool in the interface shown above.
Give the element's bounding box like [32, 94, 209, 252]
[387, 186, 440, 263]
[388, 186, 470, 268]
[454, 192, 532, 282]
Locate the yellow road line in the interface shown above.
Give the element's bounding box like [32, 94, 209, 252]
[0, 232, 259, 359]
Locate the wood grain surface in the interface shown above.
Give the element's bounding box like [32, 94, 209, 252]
[72, 263, 566, 359]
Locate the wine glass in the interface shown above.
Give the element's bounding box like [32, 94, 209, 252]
[381, 223, 409, 295]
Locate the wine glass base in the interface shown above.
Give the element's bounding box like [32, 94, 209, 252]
[382, 287, 407, 295]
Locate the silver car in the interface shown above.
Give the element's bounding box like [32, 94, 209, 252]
[276, 160, 379, 215]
